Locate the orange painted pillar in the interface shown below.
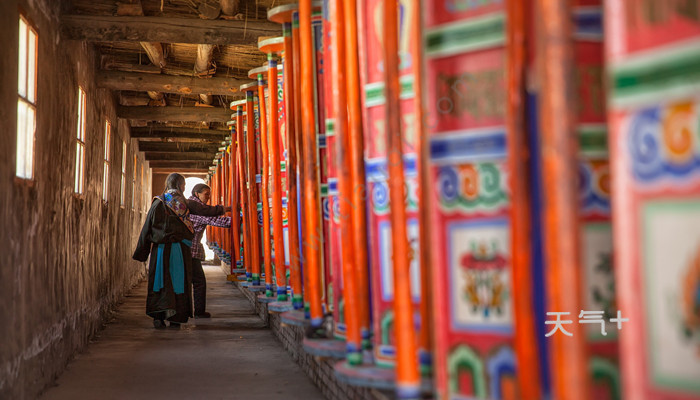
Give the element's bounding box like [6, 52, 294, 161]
[536, 0, 589, 399]
[299, 0, 324, 328]
[330, 0, 361, 365]
[410, 0, 433, 376]
[256, 72, 274, 296]
[266, 51, 288, 302]
[343, 0, 371, 347]
[230, 128, 242, 272]
[292, 10, 308, 311]
[284, 18, 304, 309]
[245, 88, 263, 286]
[384, 0, 420, 397]
[506, 0, 541, 397]
[233, 103, 252, 280]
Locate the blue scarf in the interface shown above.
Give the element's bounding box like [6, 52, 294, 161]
[153, 239, 193, 294]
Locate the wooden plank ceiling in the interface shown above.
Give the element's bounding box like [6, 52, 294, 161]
[63, 0, 289, 172]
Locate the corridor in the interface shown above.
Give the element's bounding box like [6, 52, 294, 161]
[3, 0, 700, 398]
[41, 265, 322, 400]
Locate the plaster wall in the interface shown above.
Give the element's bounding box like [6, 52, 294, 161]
[0, 1, 152, 397]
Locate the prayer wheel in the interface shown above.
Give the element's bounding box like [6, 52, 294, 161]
[605, 1, 700, 398]
[357, 0, 423, 370]
[423, 2, 518, 398]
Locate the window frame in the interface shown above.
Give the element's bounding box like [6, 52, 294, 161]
[120, 141, 127, 208]
[74, 86, 87, 195]
[102, 119, 111, 203]
[15, 14, 38, 181]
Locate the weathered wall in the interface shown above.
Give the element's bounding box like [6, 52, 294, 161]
[152, 172, 168, 198]
[0, 1, 152, 398]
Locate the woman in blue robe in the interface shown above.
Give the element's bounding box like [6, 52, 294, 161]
[133, 173, 228, 329]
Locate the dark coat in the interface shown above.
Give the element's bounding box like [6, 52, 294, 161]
[133, 197, 224, 322]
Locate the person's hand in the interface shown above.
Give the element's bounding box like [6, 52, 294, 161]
[223, 206, 232, 213]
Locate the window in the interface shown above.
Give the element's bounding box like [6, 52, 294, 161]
[121, 141, 127, 207]
[103, 120, 111, 201]
[141, 164, 145, 210]
[74, 87, 86, 194]
[132, 155, 137, 209]
[16, 16, 38, 179]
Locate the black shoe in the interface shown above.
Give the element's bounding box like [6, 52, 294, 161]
[153, 319, 166, 329]
[168, 322, 181, 329]
[195, 312, 211, 318]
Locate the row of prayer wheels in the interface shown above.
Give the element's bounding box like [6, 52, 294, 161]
[207, 0, 700, 399]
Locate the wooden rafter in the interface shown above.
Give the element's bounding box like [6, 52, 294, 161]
[99, 70, 249, 96]
[117, 105, 232, 122]
[61, 15, 280, 45]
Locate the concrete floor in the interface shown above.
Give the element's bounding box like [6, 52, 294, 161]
[41, 265, 324, 400]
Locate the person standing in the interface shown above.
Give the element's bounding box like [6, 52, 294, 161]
[188, 183, 232, 318]
[133, 174, 229, 329]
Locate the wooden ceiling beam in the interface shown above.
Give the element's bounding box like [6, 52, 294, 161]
[138, 142, 220, 152]
[144, 152, 216, 161]
[151, 167, 209, 175]
[148, 160, 213, 169]
[117, 105, 232, 122]
[61, 15, 280, 45]
[131, 127, 228, 141]
[99, 70, 248, 96]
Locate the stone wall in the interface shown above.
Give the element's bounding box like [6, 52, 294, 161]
[0, 1, 151, 398]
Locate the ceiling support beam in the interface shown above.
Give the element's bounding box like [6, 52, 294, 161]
[117, 105, 232, 122]
[130, 127, 228, 141]
[138, 142, 220, 152]
[98, 70, 248, 96]
[61, 15, 280, 46]
[144, 152, 216, 161]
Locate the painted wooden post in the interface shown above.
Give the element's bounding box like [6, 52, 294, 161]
[250, 67, 274, 296]
[232, 102, 252, 281]
[410, 0, 433, 378]
[384, 0, 420, 397]
[313, 8, 333, 317]
[292, 9, 311, 317]
[325, 0, 347, 343]
[568, 2, 621, 398]
[344, 0, 372, 349]
[604, 1, 700, 399]
[241, 85, 263, 287]
[229, 125, 243, 273]
[329, 0, 361, 362]
[504, 0, 541, 398]
[537, 0, 590, 399]
[299, 0, 324, 329]
[260, 37, 290, 302]
[269, 5, 304, 311]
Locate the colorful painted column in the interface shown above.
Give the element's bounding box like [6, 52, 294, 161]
[229, 122, 244, 275]
[268, 4, 303, 313]
[313, 8, 334, 317]
[259, 37, 290, 303]
[323, 0, 346, 342]
[232, 101, 253, 282]
[357, 0, 422, 370]
[423, 1, 518, 398]
[249, 66, 274, 297]
[344, 0, 372, 350]
[384, 0, 420, 397]
[299, 0, 325, 330]
[605, 1, 700, 399]
[241, 84, 263, 287]
[568, 2, 621, 399]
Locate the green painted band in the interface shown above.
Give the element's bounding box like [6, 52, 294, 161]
[425, 13, 505, 56]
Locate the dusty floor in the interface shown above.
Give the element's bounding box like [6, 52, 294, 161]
[41, 265, 324, 400]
